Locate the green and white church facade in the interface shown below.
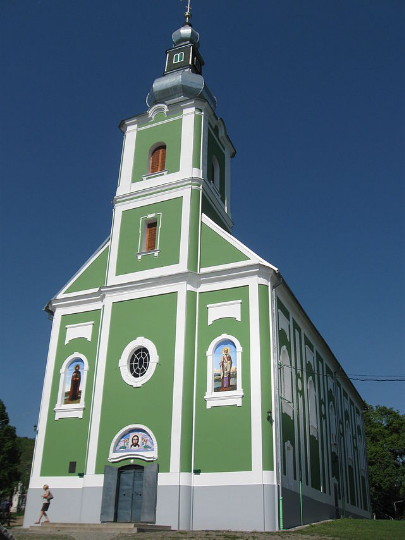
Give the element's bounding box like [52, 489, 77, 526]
[25, 15, 371, 531]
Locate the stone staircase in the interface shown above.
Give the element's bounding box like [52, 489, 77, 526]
[25, 522, 172, 539]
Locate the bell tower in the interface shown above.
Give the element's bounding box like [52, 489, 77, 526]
[108, 10, 235, 286]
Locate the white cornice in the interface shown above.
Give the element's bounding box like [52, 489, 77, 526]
[113, 177, 202, 206]
[50, 262, 278, 312]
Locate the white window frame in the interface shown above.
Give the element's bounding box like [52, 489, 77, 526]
[119, 337, 159, 388]
[173, 51, 185, 64]
[108, 424, 158, 462]
[136, 213, 162, 260]
[54, 353, 89, 419]
[204, 334, 243, 408]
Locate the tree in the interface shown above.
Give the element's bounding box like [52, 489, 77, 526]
[0, 400, 21, 494]
[16, 437, 35, 491]
[364, 404, 405, 519]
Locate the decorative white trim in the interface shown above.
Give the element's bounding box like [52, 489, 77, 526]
[204, 334, 243, 408]
[108, 424, 158, 462]
[278, 309, 290, 341]
[180, 105, 196, 179]
[116, 125, 137, 197]
[248, 280, 263, 475]
[54, 353, 89, 420]
[85, 298, 113, 474]
[207, 300, 241, 325]
[142, 169, 168, 181]
[157, 471, 276, 487]
[148, 103, 168, 121]
[136, 212, 162, 259]
[30, 311, 62, 482]
[28, 474, 104, 489]
[118, 337, 159, 387]
[65, 321, 94, 344]
[169, 284, 187, 473]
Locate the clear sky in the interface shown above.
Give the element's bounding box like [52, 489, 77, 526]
[1, 0, 404, 438]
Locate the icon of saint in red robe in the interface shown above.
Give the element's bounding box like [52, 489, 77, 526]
[68, 364, 81, 401]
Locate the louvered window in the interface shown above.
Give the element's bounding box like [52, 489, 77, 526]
[149, 145, 166, 174]
[145, 221, 157, 251]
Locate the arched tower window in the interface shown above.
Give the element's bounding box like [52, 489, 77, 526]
[149, 144, 166, 174]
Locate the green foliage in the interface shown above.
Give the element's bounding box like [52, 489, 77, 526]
[364, 404, 405, 519]
[0, 400, 21, 494]
[16, 437, 35, 490]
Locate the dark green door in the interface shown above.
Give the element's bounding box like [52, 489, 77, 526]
[116, 466, 144, 522]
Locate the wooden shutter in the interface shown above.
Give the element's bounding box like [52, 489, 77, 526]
[149, 145, 166, 173]
[145, 221, 157, 251]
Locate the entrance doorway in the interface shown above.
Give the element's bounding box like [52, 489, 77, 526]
[101, 463, 158, 524]
[116, 466, 144, 522]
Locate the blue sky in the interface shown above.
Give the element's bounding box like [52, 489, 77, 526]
[1, 0, 404, 438]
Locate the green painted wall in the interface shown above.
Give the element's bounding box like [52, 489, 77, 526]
[194, 286, 251, 473]
[293, 320, 308, 482]
[187, 188, 201, 273]
[115, 198, 183, 275]
[277, 298, 295, 478]
[95, 293, 178, 473]
[41, 310, 102, 476]
[64, 244, 108, 294]
[259, 284, 274, 470]
[180, 291, 197, 472]
[200, 222, 249, 268]
[132, 118, 182, 182]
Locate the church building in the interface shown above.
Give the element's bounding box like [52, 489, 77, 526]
[25, 9, 371, 531]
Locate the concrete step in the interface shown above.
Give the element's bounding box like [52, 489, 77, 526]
[29, 521, 171, 532]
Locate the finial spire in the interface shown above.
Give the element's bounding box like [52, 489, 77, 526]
[183, 0, 192, 26]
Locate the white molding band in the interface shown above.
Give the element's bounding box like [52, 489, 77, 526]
[207, 300, 241, 325]
[65, 321, 94, 344]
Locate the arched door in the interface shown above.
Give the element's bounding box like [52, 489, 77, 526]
[116, 465, 144, 522]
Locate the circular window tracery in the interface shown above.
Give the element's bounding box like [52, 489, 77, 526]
[119, 337, 158, 388]
[129, 347, 150, 378]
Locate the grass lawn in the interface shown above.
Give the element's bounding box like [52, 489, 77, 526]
[289, 518, 405, 539]
[6, 518, 405, 540]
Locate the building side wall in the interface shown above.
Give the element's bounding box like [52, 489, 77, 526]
[275, 290, 371, 528]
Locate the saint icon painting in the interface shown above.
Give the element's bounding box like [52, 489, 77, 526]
[213, 339, 237, 392]
[63, 359, 84, 404]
